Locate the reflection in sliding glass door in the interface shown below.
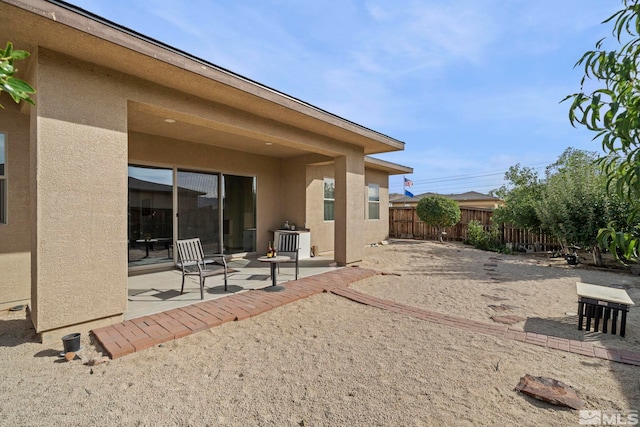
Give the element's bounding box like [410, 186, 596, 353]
[128, 165, 174, 267]
[177, 170, 220, 255]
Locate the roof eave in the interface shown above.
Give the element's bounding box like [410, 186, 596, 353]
[4, 0, 406, 154]
[364, 156, 413, 175]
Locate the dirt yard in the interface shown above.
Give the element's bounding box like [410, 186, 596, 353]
[0, 239, 638, 426]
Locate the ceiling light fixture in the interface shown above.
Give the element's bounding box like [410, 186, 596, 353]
[265, 142, 273, 145]
[164, 118, 176, 123]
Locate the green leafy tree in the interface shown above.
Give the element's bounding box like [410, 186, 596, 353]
[492, 164, 544, 230]
[416, 195, 461, 242]
[536, 148, 629, 265]
[564, 1, 640, 261]
[0, 41, 35, 107]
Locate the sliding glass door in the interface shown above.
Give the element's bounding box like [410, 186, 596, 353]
[223, 174, 256, 254]
[177, 171, 256, 255]
[128, 165, 257, 269]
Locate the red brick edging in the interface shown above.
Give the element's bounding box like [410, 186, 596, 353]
[93, 267, 640, 366]
[92, 267, 377, 358]
[330, 286, 640, 367]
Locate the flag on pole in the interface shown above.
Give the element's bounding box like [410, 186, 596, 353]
[404, 189, 414, 198]
[404, 177, 413, 187]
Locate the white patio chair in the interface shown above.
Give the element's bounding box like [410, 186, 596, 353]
[175, 238, 228, 299]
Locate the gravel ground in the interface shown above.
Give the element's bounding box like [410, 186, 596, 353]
[1, 240, 639, 426]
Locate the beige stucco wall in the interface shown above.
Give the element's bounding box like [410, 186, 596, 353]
[30, 48, 129, 334]
[306, 163, 390, 256]
[280, 156, 308, 232]
[334, 153, 365, 264]
[0, 103, 32, 311]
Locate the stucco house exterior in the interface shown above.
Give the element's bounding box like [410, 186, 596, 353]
[0, 0, 412, 340]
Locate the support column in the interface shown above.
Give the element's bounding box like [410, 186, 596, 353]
[31, 50, 128, 340]
[334, 152, 365, 265]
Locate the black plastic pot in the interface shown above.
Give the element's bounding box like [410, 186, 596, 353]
[62, 333, 81, 353]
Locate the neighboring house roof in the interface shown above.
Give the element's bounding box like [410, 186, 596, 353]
[128, 177, 173, 194]
[389, 192, 419, 203]
[417, 191, 502, 202]
[128, 176, 205, 197]
[389, 191, 502, 203]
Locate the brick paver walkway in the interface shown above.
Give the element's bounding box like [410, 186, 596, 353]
[93, 267, 640, 366]
[93, 267, 376, 358]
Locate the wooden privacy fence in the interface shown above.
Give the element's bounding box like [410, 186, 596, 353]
[389, 207, 560, 252]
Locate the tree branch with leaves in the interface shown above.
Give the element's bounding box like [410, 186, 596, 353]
[564, 0, 640, 263]
[492, 164, 544, 231]
[0, 41, 35, 107]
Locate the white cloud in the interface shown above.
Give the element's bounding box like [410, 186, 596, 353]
[359, 1, 498, 73]
[68, 0, 623, 193]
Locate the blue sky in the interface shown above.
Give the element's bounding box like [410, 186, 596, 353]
[69, 0, 622, 195]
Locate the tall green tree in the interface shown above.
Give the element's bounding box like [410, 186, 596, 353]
[416, 195, 461, 242]
[0, 41, 35, 107]
[536, 148, 631, 264]
[492, 164, 544, 230]
[564, 1, 640, 261]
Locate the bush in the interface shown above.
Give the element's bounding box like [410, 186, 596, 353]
[465, 220, 510, 253]
[466, 220, 489, 248]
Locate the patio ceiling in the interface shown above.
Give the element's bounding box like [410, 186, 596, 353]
[128, 103, 311, 159]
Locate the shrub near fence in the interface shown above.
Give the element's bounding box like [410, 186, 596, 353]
[388, 207, 560, 252]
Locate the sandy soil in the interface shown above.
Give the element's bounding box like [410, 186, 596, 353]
[1, 240, 639, 426]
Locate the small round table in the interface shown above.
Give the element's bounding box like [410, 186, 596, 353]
[257, 255, 291, 292]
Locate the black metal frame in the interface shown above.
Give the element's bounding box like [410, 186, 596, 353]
[578, 296, 629, 337]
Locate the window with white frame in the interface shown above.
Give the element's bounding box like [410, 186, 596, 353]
[323, 178, 335, 221]
[368, 183, 380, 220]
[0, 133, 5, 224]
